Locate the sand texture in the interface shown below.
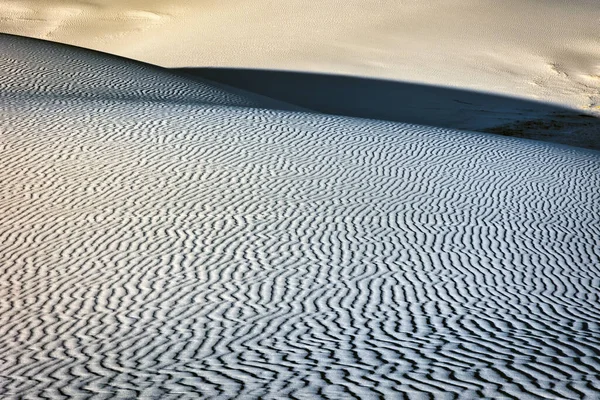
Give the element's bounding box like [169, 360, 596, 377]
[0, 0, 599, 116]
[1, 35, 600, 399]
[176, 68, 600, 150]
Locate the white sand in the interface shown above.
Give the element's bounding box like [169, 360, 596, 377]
[0, 0, 598, 115]
[1, 34, 600, 399]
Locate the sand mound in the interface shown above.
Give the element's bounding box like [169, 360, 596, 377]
[0, 34, 299, 111]
[1, 34, 600, 399]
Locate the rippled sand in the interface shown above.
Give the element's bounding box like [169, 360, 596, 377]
[1, 35, 599, 399]
[0, 0, 599, 115]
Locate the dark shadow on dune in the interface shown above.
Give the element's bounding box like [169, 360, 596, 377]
[174, 68, 600, 150]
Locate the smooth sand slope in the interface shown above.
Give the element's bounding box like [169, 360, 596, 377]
[1, 35, 600, 399]
[0, 0, 599, 117]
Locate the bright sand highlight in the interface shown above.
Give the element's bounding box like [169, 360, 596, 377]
[0, 0, 599, 114]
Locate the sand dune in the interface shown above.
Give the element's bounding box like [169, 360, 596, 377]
[1, 35, 600, 399]
[0, 0, 599, 117]
[177, 68, 600, 150]
[0, 35, 299, 112]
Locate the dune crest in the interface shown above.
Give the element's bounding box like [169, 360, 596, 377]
[0, 0, 598, 116]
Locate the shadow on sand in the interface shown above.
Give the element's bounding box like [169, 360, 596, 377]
[174, 68, 600, 150]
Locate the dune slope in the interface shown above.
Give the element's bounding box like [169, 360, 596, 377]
[0, 0, 598, 116]
[0, 34, 299, 111]
[177, 68, 600, 150]
[1, 35, 600, 399]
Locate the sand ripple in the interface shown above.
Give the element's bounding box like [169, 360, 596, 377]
[1, 35, 599, 399]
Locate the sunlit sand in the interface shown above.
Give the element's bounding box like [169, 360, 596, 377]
[1, 1, 599, 398]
